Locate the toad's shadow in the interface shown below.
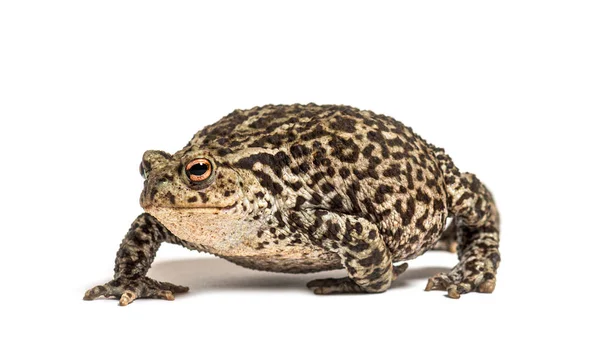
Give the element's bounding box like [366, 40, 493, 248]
[149, 256, 450, 295]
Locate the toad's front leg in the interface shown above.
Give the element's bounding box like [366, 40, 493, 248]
[84, 213, 195, 306]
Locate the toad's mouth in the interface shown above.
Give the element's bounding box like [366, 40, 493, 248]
[144, 201, 238, 214]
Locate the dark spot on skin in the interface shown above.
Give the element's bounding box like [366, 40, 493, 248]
[374, 185, 393, 204]
[426, 178, 437, 188]
[320, 182, 336, 194]
[311, 172, 325, 183]
[364, 268, 383, 281]
[187, 196, 198, 203]
[300, 124, 329, 141]
[166, 192, 176, 204]
[294, 196, 306, 210]
[362, 144, 375, 158]
[489, 253, 501, 268]
[433, 199, 445, 211]
[299, 162, 310, 173]
[252, 170, 284, 195]
[274, 211, 285, 227]
[369, 156, 382, 165]
[346, 264, 356, 274]
[224, 190, 232, 197]
[248, 132, 289, 148]
[456, 193, 473, 206]
[324, 220, 341, 240]
[367, 168, 379, 180]
[402, 198, 415, 226]
[275, 151, 292, 166]
[199, 192, 209, 203]
[339, 167, 350, 178]
[235, 153, 289, 178]
[290, 144, 311, 159]
[358, 248, 384, 267]
[354, 222, 363, 234]
[378, 185, 393, 194]
[416, 189, 431, 203]
[368, 230, 377, 240]
[329, 115, 357, 133]
[310, 192, 323, 205]
[406, 172, 414, 190]
[366, 131, 390, 158]
[330, 194, 344, 210]
[383, 164, 401, 178]
[315, 209, 328, 217]
[416, 209, 429, 231]
[289, 212, 305, 229]
[326, 167, 336, 177]
[353, 169, 366, 180]
[349, 241, 370, 253]
[328, 135, 360, 163]
[362, 198, 377, 221]
[218, 148, 233, 156]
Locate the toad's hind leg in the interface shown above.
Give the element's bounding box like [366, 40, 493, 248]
[302, 210, 407, 294]
[427, 150, 501, 298]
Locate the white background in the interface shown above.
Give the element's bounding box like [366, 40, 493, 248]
[1, 1, 598, 351]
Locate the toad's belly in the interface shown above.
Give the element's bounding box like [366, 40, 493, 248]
[220, 251, 343, 273]
[147, 208, 342, 273]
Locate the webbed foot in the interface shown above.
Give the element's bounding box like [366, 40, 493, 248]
[83, 277, 189, 306]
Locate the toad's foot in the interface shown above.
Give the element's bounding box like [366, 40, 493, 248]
[307, 263, 408, 295]
[425, 259, 496, 299]
[83, 277, 189, 306]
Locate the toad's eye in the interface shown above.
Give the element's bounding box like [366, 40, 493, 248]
[186, 158, 212, 182]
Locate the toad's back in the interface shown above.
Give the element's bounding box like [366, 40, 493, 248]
[189, 104, 448, 262]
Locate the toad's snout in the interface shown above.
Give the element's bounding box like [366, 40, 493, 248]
[139, 174, 171, 209]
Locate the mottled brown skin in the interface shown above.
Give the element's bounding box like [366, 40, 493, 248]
[84, 104, 500, 305]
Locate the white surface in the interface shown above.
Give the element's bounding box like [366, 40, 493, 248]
[1, 1, 598, 351]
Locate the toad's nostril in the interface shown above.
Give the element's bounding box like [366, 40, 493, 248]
[156, 174, 174, 185]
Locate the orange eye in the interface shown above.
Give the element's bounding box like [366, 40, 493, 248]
[185, 158, 212, 182]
